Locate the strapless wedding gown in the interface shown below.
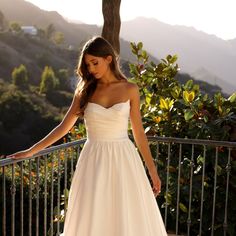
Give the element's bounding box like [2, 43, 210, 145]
[61, 100, 167, 236]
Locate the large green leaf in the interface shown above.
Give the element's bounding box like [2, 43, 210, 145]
[184, 110, 195, 121]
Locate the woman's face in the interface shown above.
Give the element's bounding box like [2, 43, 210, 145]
[84, 54, 112, 79]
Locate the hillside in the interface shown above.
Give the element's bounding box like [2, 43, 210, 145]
[0, 32, 79, 84]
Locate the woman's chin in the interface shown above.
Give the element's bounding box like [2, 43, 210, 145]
[94, 74, 102, 79]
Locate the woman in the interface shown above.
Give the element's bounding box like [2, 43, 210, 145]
[7, 36, 167, 235]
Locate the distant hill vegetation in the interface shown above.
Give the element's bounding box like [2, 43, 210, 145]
[0, 32, 79, 84]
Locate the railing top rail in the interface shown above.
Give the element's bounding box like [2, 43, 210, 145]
[1, 136, 235, 167]
[0, 138, 87, 167]
[147, 136, 236, 147]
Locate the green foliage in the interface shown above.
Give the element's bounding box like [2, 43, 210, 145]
[9, 21, 22, 33]
[53, 31, 65, 45]
[129, 42, 236, 141]
[0, 81, 63, 154]
[46, 90, 73, 107]
[11, 64, 29, 89]
[66, 124, 86, 142]
[56, 68, 71, 91]
[36, 28, 46, 39]
[175, 73, 223, 97]
[39, 66, 59, 95]
[0, 86, 35, 131]
[129, 42, 236, 235]
[36, 52, 52, 69]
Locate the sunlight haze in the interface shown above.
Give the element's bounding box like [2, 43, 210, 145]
[26, 0, 236, 40]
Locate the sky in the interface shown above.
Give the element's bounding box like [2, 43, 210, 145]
[26, 0, 236, 40]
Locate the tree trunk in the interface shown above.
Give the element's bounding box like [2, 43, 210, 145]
[102, 0, 121, 54]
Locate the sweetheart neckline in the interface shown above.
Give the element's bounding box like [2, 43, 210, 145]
[88, 99, 130, 109]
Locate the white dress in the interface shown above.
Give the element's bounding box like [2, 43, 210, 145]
[61, 99, 167, 236]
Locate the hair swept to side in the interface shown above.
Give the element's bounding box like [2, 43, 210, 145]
[74, 36, 126, 116]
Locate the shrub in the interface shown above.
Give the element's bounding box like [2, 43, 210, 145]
[11, 64, 29, 89]
[39, 66, 59, 96]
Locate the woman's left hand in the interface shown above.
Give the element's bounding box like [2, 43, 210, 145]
[6, 149, 33, 159]
[149, 167, 161, 197]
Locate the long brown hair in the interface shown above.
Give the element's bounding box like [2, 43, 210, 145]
[75, 36, 126, 116]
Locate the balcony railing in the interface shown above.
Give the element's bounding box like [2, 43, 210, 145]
[0, 136, 235, 236]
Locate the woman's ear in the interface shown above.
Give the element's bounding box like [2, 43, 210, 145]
[106, 55, 112, 64]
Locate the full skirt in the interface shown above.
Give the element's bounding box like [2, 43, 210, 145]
[61, 138, 167, 236]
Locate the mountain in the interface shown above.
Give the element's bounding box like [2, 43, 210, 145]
[0, 0, 101, 47]
[191, 68, 234, 95]
[0, 0, 139, 60]
[229, 39, 236, 51]
[120, 17, 236, 94]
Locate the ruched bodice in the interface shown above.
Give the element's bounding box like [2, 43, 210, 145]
[84, 100, 130, 141]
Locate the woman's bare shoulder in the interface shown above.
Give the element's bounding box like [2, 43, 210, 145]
[125, 81, 139, 97]
[123, 81, 138, 89]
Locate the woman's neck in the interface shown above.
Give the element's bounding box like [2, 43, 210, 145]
[97, 72, 119, 85]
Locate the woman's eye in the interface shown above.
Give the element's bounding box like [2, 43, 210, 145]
[93, 62, 98, 65]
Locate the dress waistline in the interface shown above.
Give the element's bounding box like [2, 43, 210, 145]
[86, 136, 130, 142]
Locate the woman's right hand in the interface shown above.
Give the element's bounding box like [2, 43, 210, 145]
[6, 149, 33, 160]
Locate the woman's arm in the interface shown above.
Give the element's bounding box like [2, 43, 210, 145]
[7, 93, 80, 159]
[129, 83, 161, 197]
